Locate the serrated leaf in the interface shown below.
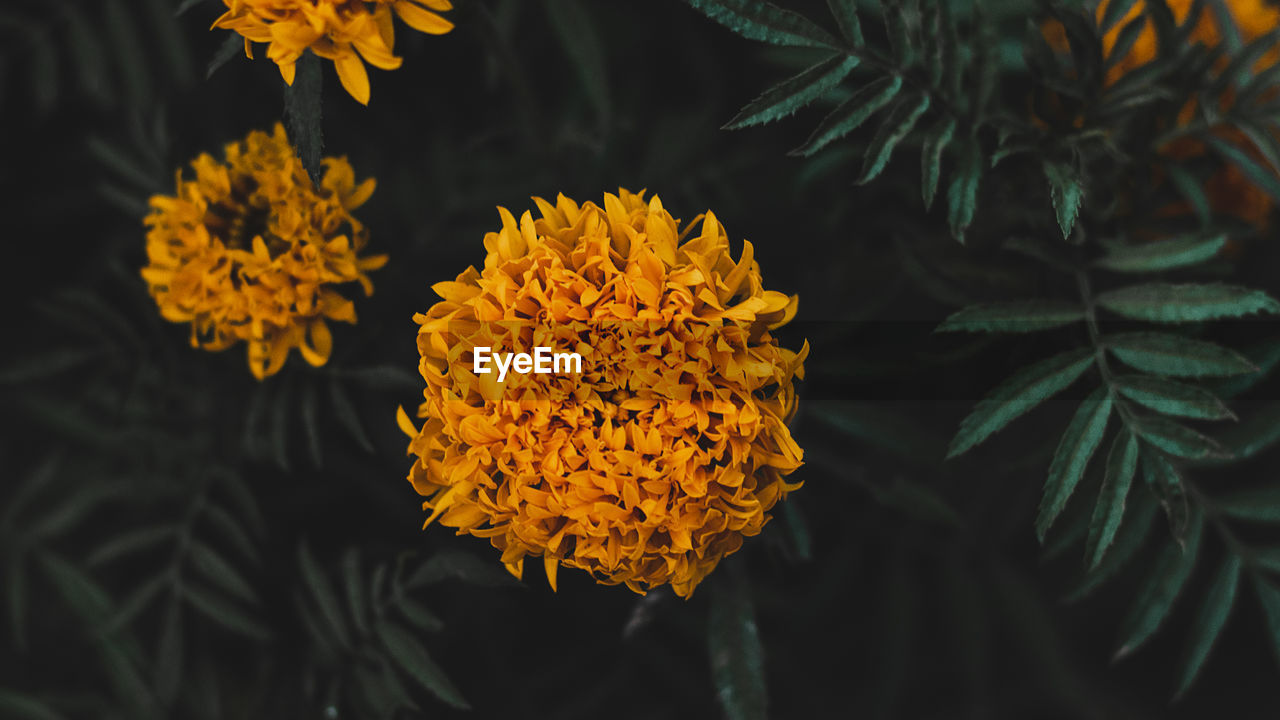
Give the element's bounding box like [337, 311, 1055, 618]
[1114, 506, 1203, 659]
[1086, 431, 1138, 568]
[947, 348, 1095, 458]
[724, 54, 858, 129]
[182, 584, 272, 642]
[1105, 332, 1257, 377]
[1174, 554, 1241, 698]
[790, 75, 903, 157]
[375, 620, 470, 710]
[284, 51, 323, 184]
[708, 569, 767, 720]
[1215, 485, 1280, 524]
[1132, 415, 1227, 460]
[937, 300, 1084, 333]
[1043, 160, 1084, 240]
[1037, 386, 1113, 541]
[1095, 235, 1227, 272]
[1142, 447, 1192, 544]
[190, 542, 257, 605]
[1112, 375, 1234, 420]
[825, 0, 863, 45]
[683, 0, 837, 48]
[207, 32, 243, 79]
[948, 141, 983, 242]
[1205, 133, 1280, 203]
[857, 93, 930, 184]
[405, 549, 522, 588]
[1096, 283, 1280, 323]
[298, 542, 350, 648]
[920, 115, 955, 209]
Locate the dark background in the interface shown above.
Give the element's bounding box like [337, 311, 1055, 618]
[4, 0, 1280, 718]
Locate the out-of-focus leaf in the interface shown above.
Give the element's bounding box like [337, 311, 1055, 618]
[546, 0, 610, 126]
[301, 380, 323, 468]
[1204, 133, 1280, 202]
[1065, 496, 1158, 602]
[1254, 578, 1280, 667]
[947, 348, 1095, 458]
[948, 141, 983, 242]
[190, 541, 258, 604]
[406, 549, 522, 588]
[154, 597, 184, 705]
[1215, 485, 1280, 524]
[1095, 235, 1227, 273]
[87, 525, 175, 567]
[1037, 386, 1113, 541]
[207, 32, 243, 79]
[1174, 554, 1241, 698]
[1096, 283, 1280, 323]
[708, 568, 767, 720]
[0, 689, 67, 720]
[298, 541, 351, 648]
[395, 595, 444, 633]
[342, 548, 369, 637]
[1105, 333, 1257, 377]
[825, 0, 863, 45]
[1114, 507, 1204, 659]
[375, 620, 471, 710]
[937, 300, 1084, 333]
[330, 377, 376, 453]
[182, 584, 272, 642]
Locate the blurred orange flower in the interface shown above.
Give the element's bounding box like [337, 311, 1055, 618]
[399, 190, 807, 598]
[214, 0, 454, 105]
[142, 124, 386, 380]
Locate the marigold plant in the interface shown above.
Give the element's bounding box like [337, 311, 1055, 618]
[398, 190, 807, 598]
[214, 0, 454, 105]
[142, 124, 386, 380]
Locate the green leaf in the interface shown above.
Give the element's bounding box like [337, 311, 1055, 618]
[301, 380, 323, 468]
[298, 541, 351, 648]
[546, 0, 610, 126]
[342, 548, 369, 637]
[825, 0, 863, 45]
[790, 75, 903, 157]
[202, 504, 261, 566]
[857, 93, 931, 184]
[1096, 283, 1280, 323]
[0, 689, 67, 720]
[1114, 506, 1203, 659]
[725, 54, 858, 129]
[1132, 416, 1227, 460]
[1254, 578, 1280, 668]
[405, 549, 521, 588]
[176, 0, 210, 17]
[87, 525, 175, 567]
[1100, 0, 1141, 32]
[920, 115, 956, 209]
[1214, 404, 1280, 462]
[206, 32, 243, 81]
[807, 400, 945, 467]
[154, 598, 184, 705]
[683, 0, 838, 48]
[1164, 163, 1212, 226]
[100, 574, 168, 636]
[1105, 332, 1257, 377]
[1095, 235, 1227, 272]
[947, 348, 1095, 458]
[375, 620, 471, 710]
[1064, 496, 1157, 602]
[1204, 133, 1280, 203]
[1215, 485, 1280, 524]
[395, 595, 445, 633]
[190, 542, 258, 605]
[342, 365, 422, 391]
[284, 51, 323, 185]
[1043, 160, 1084, 240]
[330, 378, 375, 453]
[182, 584, 272, 642]
[708, 569, 767, 720]
[1112, 375, 1235, 421]
[1142, 447, 1192, 544]
[947, 141, 983, 242]
[883, 0, 914, 66]
[1085, 431, 1138, 569]
[1036, 386, 1113, 541]
[1174, 554, 1241, 698]
[936, 300, 1084, 333]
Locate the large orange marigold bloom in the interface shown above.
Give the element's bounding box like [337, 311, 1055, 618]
[213, 0, 454, 105]
[142, 124, 387, 380]
[398, 190, 807, 598]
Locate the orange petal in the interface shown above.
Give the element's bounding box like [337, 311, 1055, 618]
[333, 53, 371, 105]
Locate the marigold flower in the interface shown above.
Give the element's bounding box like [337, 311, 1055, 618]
[142, 124, 387, 380]
[398, 190, 807, 598]
[213, 0, 454, 105]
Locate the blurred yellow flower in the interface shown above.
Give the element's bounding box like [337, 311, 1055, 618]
[142, 124, 387, 380]
[398, 190, 807, 598]
[214, 0, 454, 105]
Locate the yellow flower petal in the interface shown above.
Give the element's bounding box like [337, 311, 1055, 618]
[333, 53, 371, 105]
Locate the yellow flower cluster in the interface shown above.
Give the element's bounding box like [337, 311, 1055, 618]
[214, 0, 454, 105]
[398, 190, 807, 598]
[142, 124, 387, 380]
